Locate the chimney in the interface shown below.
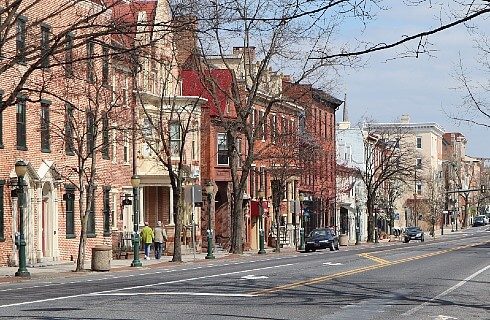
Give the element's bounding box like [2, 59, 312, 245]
[173, 15, 199, 69]
[233, 46, 256, 63]
[400, 114, 410, 123]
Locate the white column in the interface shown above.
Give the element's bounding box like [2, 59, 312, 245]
[169, 186, 174, 225]
[52, 188, 60, 261]
[139, 187, 144, 225]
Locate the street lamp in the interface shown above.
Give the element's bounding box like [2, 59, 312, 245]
[130, 175, 142, 267]
[257, 189, 266, 254]
[355, 198, 361, 245]
[15, 160, 30, 278]
[205, 181, 215, 259]
[298, 193, 305, 251]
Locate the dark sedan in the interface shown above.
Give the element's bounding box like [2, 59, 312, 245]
[403, 226, 425, 243]
[305, 228, 339, 252]
[472, 216, 486, 227]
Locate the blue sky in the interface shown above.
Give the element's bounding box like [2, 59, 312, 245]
[334, 2, 489, 158]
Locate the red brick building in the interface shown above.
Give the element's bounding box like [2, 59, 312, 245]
[283, 82, 342, 233]
[0, 0, 200, 267]
[0, 0, 137, 267]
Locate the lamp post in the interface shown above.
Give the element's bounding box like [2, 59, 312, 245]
[293, 197, 297, 250]
[355, 198, 360, 245]
[205, 181, 215, 259]
[257, 189, 266, 254]
[15, 160, 30, 278]
[374, 204, 379, 244]
[298, 193, 305, 251]
[130, 175, 142, 267]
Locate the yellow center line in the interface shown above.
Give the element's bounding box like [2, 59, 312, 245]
[359, 252, 392, 265]
[250, 241, 486, 296]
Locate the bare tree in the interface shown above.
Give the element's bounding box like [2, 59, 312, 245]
[46, 47, 128, 271]
[360, 124, 415, 242]
[171, 0, 489, 253]
[422, 168, 446, 237]
[257, 113, 308, 252]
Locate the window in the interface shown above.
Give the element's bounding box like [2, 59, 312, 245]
[169, 122, 181, 157]
[0, 90, 3, 148]
[102, 46, 109, 86]
[416, 182, 422, 195]
[217, 132, 228, 165]
[65, 33, 73, 77]
[40, 24, 50, 68]
[249, 169, 255, 198]
[270, 114, 277, 143]
[65, 103, 74, 155]
[86, 111, 95, 155]
[101, 113, 109, 159]
[16, 96, 27, 150]
[111, 125, 117, 163]
[323, 113, 327, 138]
[299, 113, 306, 133]
[122, 78, 128, 106]
[111, 192, 117, 228]
[0, 180, 4, 240]
[416, 158, 422, 169]
[416, 137, 422, 149]
[123, 130, 129, 163]
[86, 41, 95, 83]
[259, 110, 265, 140]
[103, 186, 111, 236]
[65, 185, 75, 238]
[87, 187, 96, 237]
[16, 17, 27, 64]
[40, 101, 51, 152]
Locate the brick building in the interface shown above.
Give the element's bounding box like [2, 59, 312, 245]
[0, 0, 134, 267]
[0, 0, 204, 267]
[282, 81, 342, 233]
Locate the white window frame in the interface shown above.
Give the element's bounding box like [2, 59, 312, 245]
[416, 137, 422, 149]
[217, 132, 229, 165]
[169, 122, 181, 158]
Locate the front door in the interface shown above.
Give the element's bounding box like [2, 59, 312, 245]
[41, 183, 53, 260]
[42, 199, 47, 256]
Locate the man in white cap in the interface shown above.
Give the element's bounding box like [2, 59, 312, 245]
[153, 221, 167, 259]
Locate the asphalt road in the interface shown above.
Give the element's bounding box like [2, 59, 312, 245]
[0, 226, 488, 320]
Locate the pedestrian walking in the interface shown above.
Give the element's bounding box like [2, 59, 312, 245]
[153, 221, 167, 259]
[140, 221, 154, 260]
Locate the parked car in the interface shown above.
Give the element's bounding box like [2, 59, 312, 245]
[472, 215, 487, 227]
[305, 228, 339, 252]
[403, 226, 425, 243]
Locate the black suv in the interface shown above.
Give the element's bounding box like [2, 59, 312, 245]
[305, 228, 339, 252]
[403, 226, 425, 243]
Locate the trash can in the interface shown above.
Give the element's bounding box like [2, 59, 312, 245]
[339, 234, 349, 246]
[91, 245, 112, 271]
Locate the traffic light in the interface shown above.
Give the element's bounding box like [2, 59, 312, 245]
[481, 185, 487, 193]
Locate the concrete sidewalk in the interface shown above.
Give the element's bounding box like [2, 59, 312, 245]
[0, 247, 295, 283]
[0, 250, 235, 283]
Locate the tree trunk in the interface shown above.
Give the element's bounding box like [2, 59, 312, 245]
[76, 211, 87, 271]
[275, 205, 281, 253]
[172, 190, 183, 262]
[367, 199, 374, 242]
[230, 194, 244, 254]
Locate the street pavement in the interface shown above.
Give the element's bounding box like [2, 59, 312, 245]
[0, 226, 461, 282]
[0, 226, 488, 320]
